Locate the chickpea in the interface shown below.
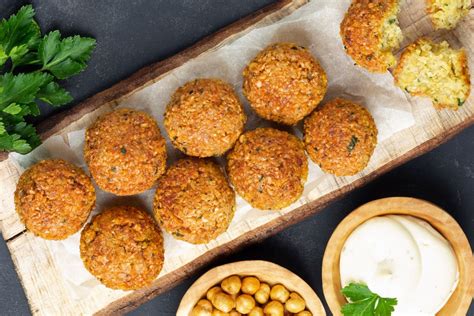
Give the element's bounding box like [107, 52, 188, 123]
[249, 306, 264, 316]
[191, 306, 212, 316]
[207, 286, 223, 301]
[285, 292, 306, 313]
[221, 275, 241, 295]
[212, 310, 229, 316]
[296, 311, 312, 316]
[264, 301, 284, 316]
[211, 292, 235, 313]
[191, 299, 213, 316]
[241, 276, 260, 295]
[289, 292, 302, 300]
[197, 299, 213, 310]
[270, 284, 290, 303]
[235, 294, 256, 314]
[229, 310, 241, 316]
[254, 283, 270, 304]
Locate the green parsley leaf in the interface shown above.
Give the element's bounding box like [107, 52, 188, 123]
[0, 133, 31, 154]
[341, 283, 397, 316]
[9, 44, 29, 65]
[0, 5, 40, 67]
[341, 296, 376, 315]
[0, 5, 96, 154]
[0, 72, 52, 108]
[39, 31, 96, 79]
[342, 283, 375, 301]
[37, 81, 73, 106]
[0, 48, 7, 65]
[347, 135, 359, 152]
[374, 297, 398, 315]
[2, 103, 22, 115]
[0, 119, 5, 134]
[13, 121, 40, 149]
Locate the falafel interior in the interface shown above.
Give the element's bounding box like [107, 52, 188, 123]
[427, 0, 471, 30]
[394, 39, 471, 110]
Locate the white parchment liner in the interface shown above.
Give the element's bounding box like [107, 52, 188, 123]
[10, 0, 414, 298]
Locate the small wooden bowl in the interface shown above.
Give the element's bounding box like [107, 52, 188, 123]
[322, 197, 473, 316]
[177, 260, 326, 315]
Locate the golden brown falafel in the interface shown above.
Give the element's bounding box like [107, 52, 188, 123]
[340, 0, 403, 72]
[14, 159, 95, 240]
[394, 38, 471, 110]
[84, 108, 167, 196]
[227, 128, 308, 210]
[154, 158, 235, 244]
[304, 98, 377, 176]
[80, 206, 164, 290]
[164, 79, 246, 157]
[242, 43, 327, 125]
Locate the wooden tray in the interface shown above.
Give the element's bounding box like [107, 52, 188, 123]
[0, 0, 473, 315]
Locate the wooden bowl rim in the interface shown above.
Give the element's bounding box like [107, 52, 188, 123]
[177, 260, 326, 315]
[321, 197, 473, 316]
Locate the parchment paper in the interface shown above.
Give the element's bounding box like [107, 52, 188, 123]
[10, 0, 415, 298]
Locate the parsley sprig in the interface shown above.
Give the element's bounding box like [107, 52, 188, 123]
[341, 283, 398, 316]
[0, 5, 96, 154]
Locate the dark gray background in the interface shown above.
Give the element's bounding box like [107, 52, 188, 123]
[0, 1, 472, 315]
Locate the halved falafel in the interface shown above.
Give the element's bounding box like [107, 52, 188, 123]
[304, 98, 378, 176]
[243, 43, 327, 125]
[426, 0, 470, 30]
[340, 0, 403, 72]
[80, 206, 164, 290]
[84, 108, 167, 195]
[153, 158, 235, 244]
[227, 128, 308, 210]
[394, 38, 471, 110]
[14, 159, 95, 240]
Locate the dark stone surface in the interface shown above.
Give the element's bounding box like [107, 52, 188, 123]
[0, 1, 472, 315]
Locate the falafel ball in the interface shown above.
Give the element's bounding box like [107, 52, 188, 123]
[340, 0, 403, 72]
[304, 98, 378, 176]
[153, 158, 235, 244]
[164, 78, 246, 157]
[227, 128, 308, 210]
[80, 206, 164, 290]
[84, 108, 167, 196]
[14, 159, 95, 240]
[242, 43, 327, 125]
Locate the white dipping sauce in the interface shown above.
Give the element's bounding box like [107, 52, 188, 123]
[340, 215, 459, 315]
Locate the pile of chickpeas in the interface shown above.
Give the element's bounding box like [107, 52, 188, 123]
[190, 275, 312, 316]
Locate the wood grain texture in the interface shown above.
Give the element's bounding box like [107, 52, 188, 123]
[321, 197, 474, 316]
[0, 0, 473, 315]
[176, 260, 326, 315]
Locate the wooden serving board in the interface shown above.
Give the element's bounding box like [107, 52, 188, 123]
[0, 0, 473, 315]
